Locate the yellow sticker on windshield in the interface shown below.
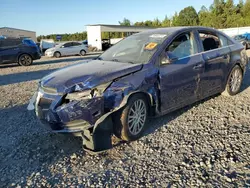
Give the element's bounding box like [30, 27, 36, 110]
[144, 42, 158, 50]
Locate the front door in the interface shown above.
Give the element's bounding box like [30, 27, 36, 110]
[159, 31, 205, 113]
[60, 42, 73, 56]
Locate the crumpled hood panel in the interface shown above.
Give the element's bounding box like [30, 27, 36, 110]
[41, 60, 143, 93]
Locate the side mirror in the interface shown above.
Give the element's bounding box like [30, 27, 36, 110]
[161, 52, 178, 65]
[61, 46, 64, 48]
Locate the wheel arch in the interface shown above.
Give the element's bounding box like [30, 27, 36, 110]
[80, 49, 86, 53]
[54, 51, 61, 56]
[223, 62, 243, 91]
[93, 90, 155, 132]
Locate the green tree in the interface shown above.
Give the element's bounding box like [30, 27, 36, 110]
[152, 18, 161, 27]
[171, 12, 179, 26]
[119, 18, 131, 26]
[134, 21, 145, 26]
[243, 0, 250, 25]
[175, 6, 199, 26]
[161, 15, 171, 27]
[144, 20, 153, 26]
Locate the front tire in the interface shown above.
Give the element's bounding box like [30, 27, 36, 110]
[54, 52, 61, 58]
[222, 65, 243, 96]
[80, 50, 86, 56]
[18, 54, 33, 66]
[113, 94, 148, 141]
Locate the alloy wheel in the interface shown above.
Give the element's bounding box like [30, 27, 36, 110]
[20, 55, 32, 66]
[128, 99, 147, 135]
[229, 68, 242, 93]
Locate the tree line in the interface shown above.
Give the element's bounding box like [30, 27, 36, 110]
[37, 32, 87, 42]
[37, 0, 250, 41]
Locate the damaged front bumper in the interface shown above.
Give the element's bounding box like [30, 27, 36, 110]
[28, 89, 113, 152]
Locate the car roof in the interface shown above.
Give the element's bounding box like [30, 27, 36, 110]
[139, 26, 217, 35]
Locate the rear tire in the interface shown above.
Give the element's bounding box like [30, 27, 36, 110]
[113, 94, 148, 141]
[18, 54, 33, 66]
[222, 65, 243, 96]
[54, 52, 61, 58]
[80, 50, 86, 56]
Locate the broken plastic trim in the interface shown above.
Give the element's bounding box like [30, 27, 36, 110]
[65, 82, 112, 100]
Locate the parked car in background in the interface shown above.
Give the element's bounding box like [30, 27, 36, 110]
[44, 41, 88, 58]
[40, 39, 55, 53]
[233, 33, 250, 49]
[0, 38, 41, 66]
[28, 27, 248, 152]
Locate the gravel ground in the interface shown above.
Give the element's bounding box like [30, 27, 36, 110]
[0, 54, 250, 187]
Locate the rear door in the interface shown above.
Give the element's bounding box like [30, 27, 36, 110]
[71, 42, 82, 54]
[159, 30, 205, 113]
[196, 30, 232, 99]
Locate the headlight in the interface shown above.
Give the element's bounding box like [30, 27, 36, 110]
[65, 82, 112, 100]
[66, 90, 92, 100]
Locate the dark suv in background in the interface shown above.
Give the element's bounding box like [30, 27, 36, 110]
[0, 38, 41, 66]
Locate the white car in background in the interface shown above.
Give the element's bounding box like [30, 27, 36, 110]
[45, 42, 88, 58]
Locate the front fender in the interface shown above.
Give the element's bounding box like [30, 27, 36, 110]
[93, 64, 160, 131]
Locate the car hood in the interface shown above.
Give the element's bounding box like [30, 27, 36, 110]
[41, 60, 143, 93]
[46, 47, 57, 52]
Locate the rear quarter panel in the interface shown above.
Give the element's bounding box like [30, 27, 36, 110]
[229, 42, 247, 72]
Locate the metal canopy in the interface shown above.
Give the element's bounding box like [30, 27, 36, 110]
[87, 24, 157, 32]
[86, 24, 158, 50]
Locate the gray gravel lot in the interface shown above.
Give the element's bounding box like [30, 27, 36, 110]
[0, 54, 250, 187]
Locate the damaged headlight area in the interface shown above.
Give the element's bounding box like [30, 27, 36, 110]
[65, 82, 112, 100]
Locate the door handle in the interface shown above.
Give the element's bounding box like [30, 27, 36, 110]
[193, 64, 203, 70]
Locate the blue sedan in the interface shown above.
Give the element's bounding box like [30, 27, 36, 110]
[28, 26, 248, 152]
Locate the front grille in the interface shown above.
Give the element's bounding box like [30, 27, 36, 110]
[38, 98, 52, 109]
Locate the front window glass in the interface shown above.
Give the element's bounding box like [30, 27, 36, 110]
[63, 43, 72, 47]
[166, 32, 198, 59]
[99, 32, 168, 64]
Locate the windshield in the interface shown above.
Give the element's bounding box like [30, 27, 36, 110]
[99, 32, 168, 64]
[234, 35, 246, 40]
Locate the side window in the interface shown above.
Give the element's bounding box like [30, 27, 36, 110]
[247, 35, 250, 40]
[73, 42, 81, 46]
[198, 31, 221, 51]
[63, 42, 72, 48]
[166, 32, 198, 59]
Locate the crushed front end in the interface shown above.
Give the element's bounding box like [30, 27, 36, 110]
[28, 85, 113, 152]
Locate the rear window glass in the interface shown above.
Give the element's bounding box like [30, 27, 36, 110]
[219, 34, 233, 46]
[22, 39, 37, 46]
